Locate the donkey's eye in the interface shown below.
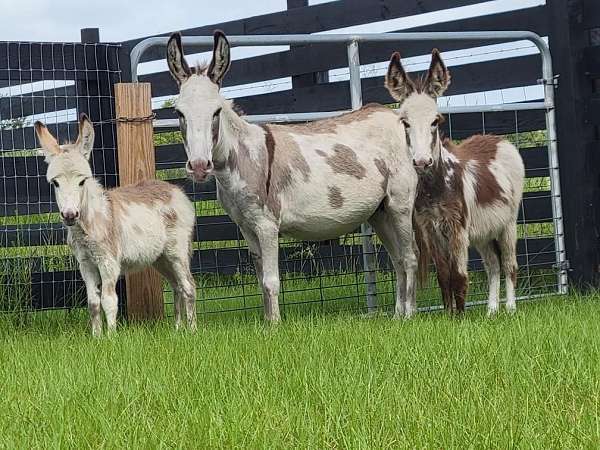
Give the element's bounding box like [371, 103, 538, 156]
[79, 178, 86, 187]
[52, 179, 59, 188]
[431, 119, 439, 127]
[401, 119, 410, 129]
[213, 107, 222, 118]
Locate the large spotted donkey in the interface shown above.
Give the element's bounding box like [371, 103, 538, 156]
[167, 31, 420, 322]
[385, 50, 525, 316]
[35, 114, 197, 336]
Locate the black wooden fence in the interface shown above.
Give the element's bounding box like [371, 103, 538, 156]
[1, 0, 596, 314]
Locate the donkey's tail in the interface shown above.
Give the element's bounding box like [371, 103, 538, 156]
[413, 216, 431, 288]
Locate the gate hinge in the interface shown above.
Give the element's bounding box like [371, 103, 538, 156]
[553, 259, 570, 271]
[538, 74, 560, 87]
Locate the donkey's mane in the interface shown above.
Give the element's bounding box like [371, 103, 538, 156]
[411, 72, 430, 94]
[191, 61, 209, 75]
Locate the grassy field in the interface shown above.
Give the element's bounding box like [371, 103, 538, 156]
[0, 294, 599, 448]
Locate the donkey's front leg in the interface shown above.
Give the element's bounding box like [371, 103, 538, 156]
[79, 259, 102, 337]
[255, 222, 281, 323]
[450, 233, 470, 314]
[98, 262, 120, 334]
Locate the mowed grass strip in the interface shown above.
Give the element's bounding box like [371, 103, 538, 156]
[0, 295, 599, 448]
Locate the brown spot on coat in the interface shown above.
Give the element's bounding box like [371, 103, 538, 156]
[224, 133, 269, 208]
[163, 209, 178, 227]
[321, 144, 366, 179]
[264, 126, 276, 196]
[261, 125, 311, 218]
[327, 186, 344, 209]
[445, 135, 506, 205]
[373, 158, 389, 191]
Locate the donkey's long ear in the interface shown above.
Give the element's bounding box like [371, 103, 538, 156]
[424, 49, 450, 98]
[385, 52, 415, 103]
[167, 32, 191, 86]
[75, 113, 95, 160]
[34, 121, 62, 161]
[207, 30, 231, 86]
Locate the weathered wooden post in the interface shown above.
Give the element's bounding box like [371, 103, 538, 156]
[114, 83, 164, 320]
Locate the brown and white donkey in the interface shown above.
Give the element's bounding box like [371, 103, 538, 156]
[167, 31, 420, 321]
[35, 114, 197, 335]
[385, 50, 525, 315]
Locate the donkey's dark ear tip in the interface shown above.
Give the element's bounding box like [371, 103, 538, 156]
[168, 32, 183, 46]
[34, 121, 45, 130]
[390, 51, 401, 62]
[213, 29, 228, 43]
[431, 48, 441, 56]
[79, 113, 91, 123]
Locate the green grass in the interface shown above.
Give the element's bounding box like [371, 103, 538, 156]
[0, 294, 599, 448]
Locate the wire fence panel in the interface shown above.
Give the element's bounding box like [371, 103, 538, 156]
[151, 36, 564, 322]
[0, 41, 123, 313]
[0, 32, 565, 322]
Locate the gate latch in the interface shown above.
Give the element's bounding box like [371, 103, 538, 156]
[538, 74, 560, 87]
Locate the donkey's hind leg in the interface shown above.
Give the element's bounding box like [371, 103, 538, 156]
[154, 241, 196, 331]
[475, 241, 502, 317]
[498, 223, 519, 314]
[153, 255, 183, 330]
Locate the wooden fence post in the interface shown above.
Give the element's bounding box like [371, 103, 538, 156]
[114, 83, 164, 321]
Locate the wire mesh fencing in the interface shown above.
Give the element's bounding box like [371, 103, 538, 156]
[0, 34, 565, 323]
[0, 41, 123, 314]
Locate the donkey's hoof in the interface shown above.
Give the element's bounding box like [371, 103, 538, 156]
[505, 304, 517, 315]
[486, 307, 499, 318]
[264, 316, 281, 325]
[403, 310, 416, 320]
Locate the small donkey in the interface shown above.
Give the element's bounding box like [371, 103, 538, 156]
[385, 50, 525, 315]
[35, 114, 197, 335]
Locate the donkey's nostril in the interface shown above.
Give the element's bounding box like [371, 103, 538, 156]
[61, 210, 78, 225]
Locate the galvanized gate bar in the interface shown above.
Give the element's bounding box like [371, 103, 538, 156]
[346, 40, 378, 312]
[154, 102, 550, 129]
[130, 31, 551, 82]
[135, 30, 569, 300]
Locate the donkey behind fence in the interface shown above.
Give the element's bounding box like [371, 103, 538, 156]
[166, 31, 421, 322]
[384, 49, 525, 315]
[35, 114, 197, 336]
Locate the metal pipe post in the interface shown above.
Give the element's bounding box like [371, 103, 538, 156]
[530, 37, 569, 295]
[347, 40, 378, 313]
